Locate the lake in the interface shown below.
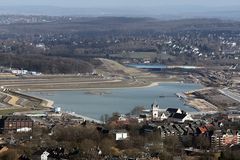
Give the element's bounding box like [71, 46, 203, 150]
[128, 64, 167, 69]
[128, 64, 203, 69]
[28, 83, 203, 120]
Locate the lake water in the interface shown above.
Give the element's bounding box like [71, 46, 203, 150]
[29, 83, 203, 120]
[128, 64, 202, 69]
[128, 64, 167, 69]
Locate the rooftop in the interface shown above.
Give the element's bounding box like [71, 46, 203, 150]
[3, 115, 32, 121]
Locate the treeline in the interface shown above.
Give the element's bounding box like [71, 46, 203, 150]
[2, 17, 240, 35]
[0, 53, 93, 74]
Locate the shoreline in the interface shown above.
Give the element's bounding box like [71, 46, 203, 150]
[179, 88, 219, 112]
[12, 91, 54, 108]
[0, 81, 204, 116]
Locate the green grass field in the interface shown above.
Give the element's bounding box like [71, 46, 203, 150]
[0, 108, 30, 116]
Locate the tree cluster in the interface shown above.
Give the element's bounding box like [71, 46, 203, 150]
[0, 53, 93, 74]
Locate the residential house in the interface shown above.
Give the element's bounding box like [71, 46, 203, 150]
[196, 126, 208, 135]
[228, 113, 240, 122]
[168, 113, 193, 123]
[139, 114, 152, 121]
[211, 129, 240, 150]
[114, 130, 128, 141]
[41, 151, 50, 160]
[33, 147, 68, 160]
[159, 113, 167, 121]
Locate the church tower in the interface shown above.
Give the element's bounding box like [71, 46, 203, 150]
[151, 100, 159, 119]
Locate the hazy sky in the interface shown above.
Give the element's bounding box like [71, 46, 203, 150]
[1, 0, 240, 8]
[1, 0, 240, 19]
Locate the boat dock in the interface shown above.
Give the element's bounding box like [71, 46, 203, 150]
[176, 92, 187, 99]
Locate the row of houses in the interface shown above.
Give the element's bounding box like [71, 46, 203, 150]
[0, 115, 33, 133]
[211, 129, 240, 150]
[139, 120, 240, 151]
[1, 67, 42, 76]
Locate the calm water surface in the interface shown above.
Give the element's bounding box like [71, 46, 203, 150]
[29, 83, 203, 119]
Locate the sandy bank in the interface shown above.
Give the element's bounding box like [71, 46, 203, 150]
[186, 98, 218, 112]
[9, 91, 54, 108]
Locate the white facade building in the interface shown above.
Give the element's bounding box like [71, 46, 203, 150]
[168, 113, 193, 123]
[41, 151, 50, 160]
[159, 113, 168, 121]
[16, 127, 32, 133]
[151, 101, 160, 119]
[115, 131, 128, 141]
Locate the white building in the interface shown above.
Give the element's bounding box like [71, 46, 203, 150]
[16, 127, 32, 133]
[36, 43, 46, 51]
[115, 131, 128, 141]
[41, 151, 50, 160]
[54, 107, 61, 113]
[159, 113, 168, 121]
[228, 113, 240, 122]
[151, 101, 160, 119]
[11, 69, 28, 75]
[168, 113, 193, 123]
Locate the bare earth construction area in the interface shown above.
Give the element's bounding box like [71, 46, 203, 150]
[183, 87, 240, 112]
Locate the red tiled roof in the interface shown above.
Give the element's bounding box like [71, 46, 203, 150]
[198, 126, 208, 134]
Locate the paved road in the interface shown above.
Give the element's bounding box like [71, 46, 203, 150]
[2, 79, 122, 87]
[218, 88, 240, 103]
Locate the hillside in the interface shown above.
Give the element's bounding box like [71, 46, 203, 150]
[96, 58, 141, 76]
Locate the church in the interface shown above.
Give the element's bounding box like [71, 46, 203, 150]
[151, 101, 167, 121]
[150, 101, 193, 123]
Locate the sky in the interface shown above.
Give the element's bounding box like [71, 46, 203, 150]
[0, 0, 240, 19]
[1, 0, 240, 8]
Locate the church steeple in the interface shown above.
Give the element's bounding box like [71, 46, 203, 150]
[151, 99, 159, 119]
[151, 99, 159, 108]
